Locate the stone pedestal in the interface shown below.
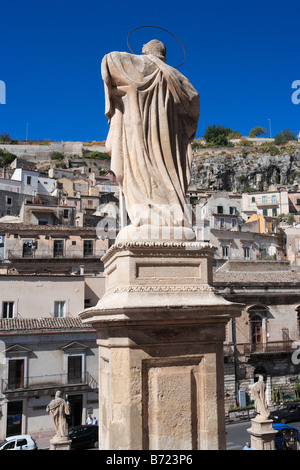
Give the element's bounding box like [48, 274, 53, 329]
[247, 418, 277, 450]
[49, 438, 72, 450]
[80, 241, 242, 450]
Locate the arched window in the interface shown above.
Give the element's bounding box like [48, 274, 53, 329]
[247, 305, 269, 351]
[296, 306, 300, 339]
[254, 366, 267, 383]
[251, 315, 262, 345]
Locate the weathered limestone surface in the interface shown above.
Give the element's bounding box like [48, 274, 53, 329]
[79, 40, 243, 450]
[80, 242, 242, 450]
[247, 418, 277, 450]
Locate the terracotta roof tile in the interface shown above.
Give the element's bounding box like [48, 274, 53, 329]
[213, 269, 300, 285]
[0, 317, 94, 332]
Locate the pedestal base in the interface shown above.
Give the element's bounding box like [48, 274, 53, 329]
[247, 418, 277, 450]
[49, 438, 72, 450]
[80, 241, 243, 450]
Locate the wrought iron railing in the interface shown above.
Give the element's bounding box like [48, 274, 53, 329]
[1, 371, 98, 393]
[234, 340, 294, 355]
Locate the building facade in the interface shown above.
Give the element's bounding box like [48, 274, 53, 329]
[0, 317, 98, 441]
[214, 260, 300, 410]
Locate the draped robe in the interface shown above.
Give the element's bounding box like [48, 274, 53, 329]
[101, 51, 199, 229]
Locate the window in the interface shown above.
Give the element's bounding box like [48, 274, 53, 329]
[22, 240, 33, 257]
[6, 401, 22, 437]
[54, 301, 66, 318]
[63, 209, 69, 219]
[217, 206, 223, 214]
[297, 199, 300, 206]
[26, 176, 32, 185]
[83, 240, 93, 256]
[2, 301, 14, 318]
[6, 196, 12, 205]
[53, 240, 64, 257]
[232, 218, 237, 228]
[272, 195, 277, 204]
[251, 196, 255, 203]
[222, 245, 229, 259]
[263, 208, 268, 216]
[244, 247, 250, 260]
[296, 307, 300, 338]
[262, 196, 267, 204]
[229, 206, 237, 215]
[251, 315, 262, 345]
[68, 355, 82, 384]
[272, 208, 277, 216]
[8, 359, 24, 389]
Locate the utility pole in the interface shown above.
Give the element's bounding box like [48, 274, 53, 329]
[268, 119, 272, 139]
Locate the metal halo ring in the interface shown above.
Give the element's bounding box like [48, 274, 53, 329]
[127, 25, 186, 68]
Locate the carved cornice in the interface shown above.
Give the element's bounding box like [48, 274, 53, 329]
[102, 240, 217, 262]
[113, 285, 216, 293]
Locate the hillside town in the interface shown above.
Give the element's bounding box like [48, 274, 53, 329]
[1, 134, 300, 447]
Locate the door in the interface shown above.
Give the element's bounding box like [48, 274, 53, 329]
[251, 315, 262, 351]
[67, 394, 83, 427]
[6, 401, 22, 437]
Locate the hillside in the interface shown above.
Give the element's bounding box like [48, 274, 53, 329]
[190, 145, 300, 192]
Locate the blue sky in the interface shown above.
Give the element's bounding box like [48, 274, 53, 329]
[1, 0, 299, 142]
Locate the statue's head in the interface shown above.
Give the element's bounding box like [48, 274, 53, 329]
[142, 40, 167, 62]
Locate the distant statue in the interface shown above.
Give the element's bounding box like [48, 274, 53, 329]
[46, 391, 70, 441]
[249, 375, 270, 421]
[101, 39, 200, 240]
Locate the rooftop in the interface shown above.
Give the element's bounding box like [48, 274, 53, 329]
[0, 317, 94, 333]
[213, 260, 300, 285]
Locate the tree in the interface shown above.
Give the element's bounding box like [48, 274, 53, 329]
[0, 132, 11, 143]
[249, 126, 267, 137]
[203, 124, 235, 147]
[274, 129, 296, 145]
[0, 148, 17, 166]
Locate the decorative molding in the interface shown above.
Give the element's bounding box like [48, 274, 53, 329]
[102, 240, 216, 262]
[113, 285, 215, 293]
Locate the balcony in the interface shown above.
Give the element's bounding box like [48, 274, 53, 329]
[1, 371, 98, 396]
[256, 199, 278, 207]
[7, 249, 102, 260]
[235, 340, 294, 356]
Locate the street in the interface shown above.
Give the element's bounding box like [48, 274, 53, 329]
[226, 421, 300, 450]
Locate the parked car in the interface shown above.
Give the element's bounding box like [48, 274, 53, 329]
[68, 425, 98, 450]
[269, 402, 300, 423]
[273, 423, 300, 450]
[0, 435, 38, 450]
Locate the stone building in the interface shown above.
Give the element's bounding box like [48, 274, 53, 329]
[242, 189, 289, 219]
[195, 192, 282, 266]
[214, 260, 300, 410]
[0, 223, 108, 275]
[285, 225, 300, 266]
[0, 317, 98, 441]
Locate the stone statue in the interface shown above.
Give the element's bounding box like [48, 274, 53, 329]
[101, 39, 200, 241]
[46, 391, 70, 441]
[249, 375, 270, 421]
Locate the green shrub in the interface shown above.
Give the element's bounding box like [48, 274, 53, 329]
[49, 151, 65, 161]
[84, 151, 110, 160]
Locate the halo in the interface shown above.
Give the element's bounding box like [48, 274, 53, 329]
[127, 25, 186, 68]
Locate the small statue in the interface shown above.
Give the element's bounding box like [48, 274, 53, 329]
[46, 390, 70, 442]
[249, 375, 270, 421]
